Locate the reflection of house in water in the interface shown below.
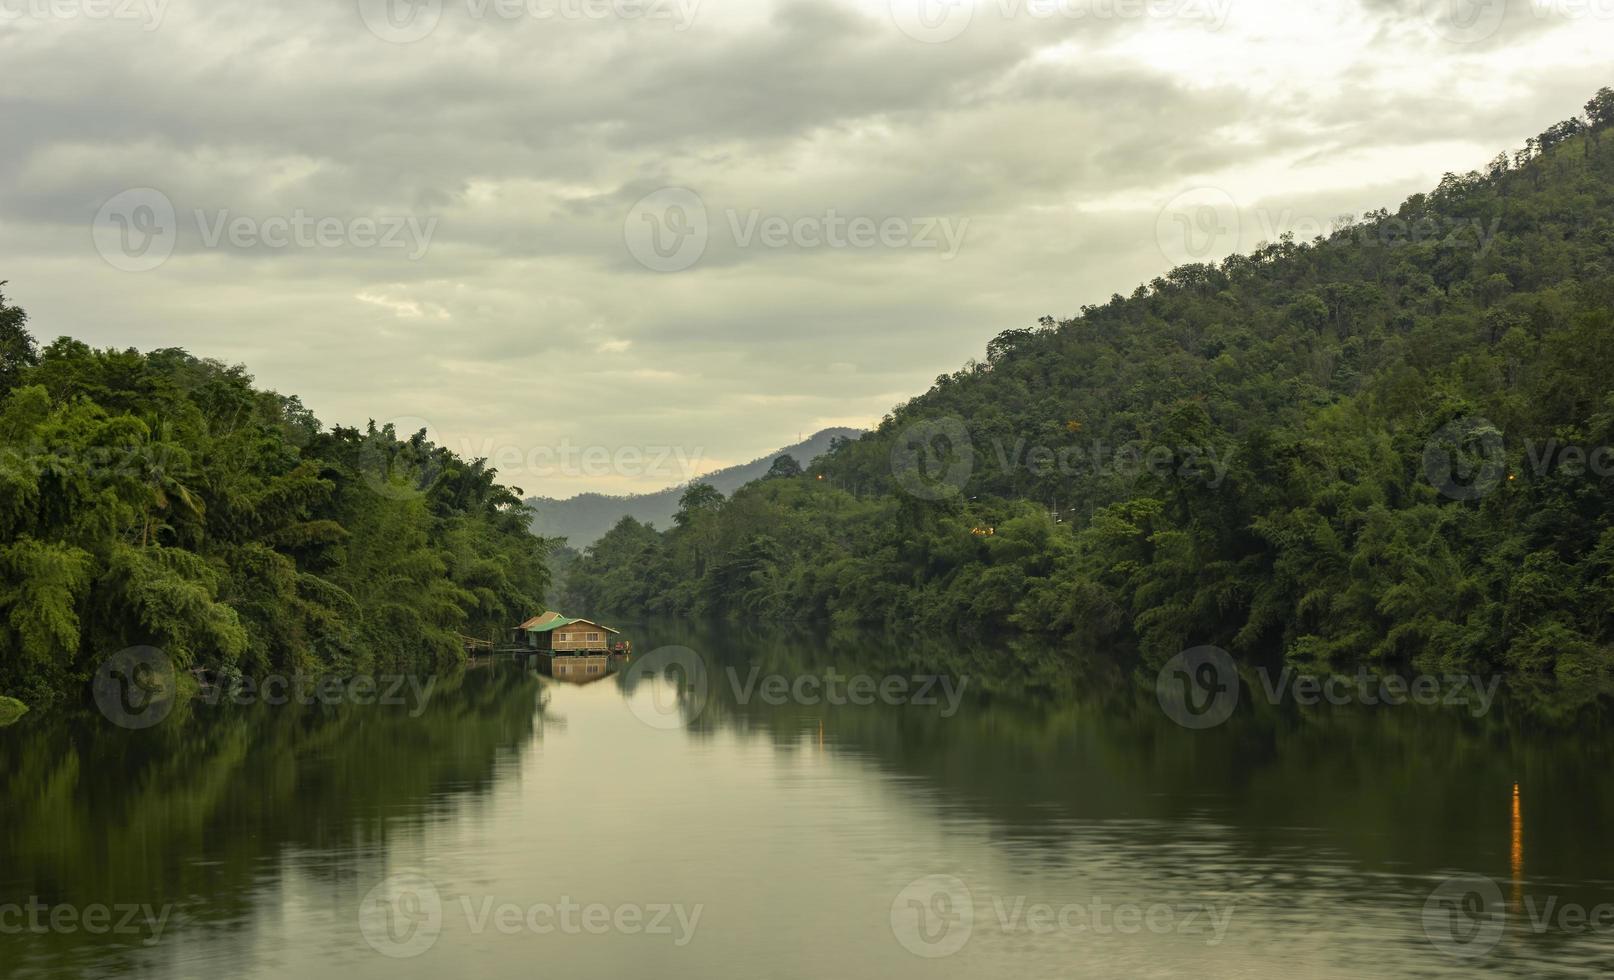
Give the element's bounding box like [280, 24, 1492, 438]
[511, 612, 628, 683]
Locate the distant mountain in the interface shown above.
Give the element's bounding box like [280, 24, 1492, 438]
[525, 427, 861, 546]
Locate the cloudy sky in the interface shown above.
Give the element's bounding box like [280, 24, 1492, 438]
[2, 0, 1611, 496]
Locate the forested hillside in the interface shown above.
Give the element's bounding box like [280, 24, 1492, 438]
[0, 293, 548, 709]
[569, 88, 1614, 674]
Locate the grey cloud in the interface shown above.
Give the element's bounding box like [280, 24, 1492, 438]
[1356, 0, 1567, 48]
[1, 0, 1610, 494]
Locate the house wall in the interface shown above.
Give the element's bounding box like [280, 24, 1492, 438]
[515, 629, 552, 650]
[551, 621, 613, 652]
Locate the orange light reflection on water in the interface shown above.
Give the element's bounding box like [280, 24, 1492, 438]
[1511, 782, 1524, 909]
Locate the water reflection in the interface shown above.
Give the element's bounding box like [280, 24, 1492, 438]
[0, 663, 545, 979]
[609, 619, 1614, 976]
[1512, 783, 1525, 911]
[2, 623, 1613, 978]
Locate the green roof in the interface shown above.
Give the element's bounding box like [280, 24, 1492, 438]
[526, 616, 583, 633]
[516, 613, 616, 636]
[526, 613, 619, 636]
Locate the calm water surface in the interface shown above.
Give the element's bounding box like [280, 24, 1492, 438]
[4, 622, 1614, 978]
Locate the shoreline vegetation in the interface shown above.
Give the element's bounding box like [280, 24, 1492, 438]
[0, 286, 549, 712]
[567, 89, 1614, 678]
[5, 91, 1613, 714]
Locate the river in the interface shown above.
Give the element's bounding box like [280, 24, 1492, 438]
[3, 621, 1613, 978]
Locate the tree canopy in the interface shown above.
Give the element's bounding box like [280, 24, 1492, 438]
[0, 289, 549, 707]
[568, 89, 1614, 676]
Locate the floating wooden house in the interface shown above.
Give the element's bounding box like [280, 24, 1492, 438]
[512, 612, 626, 682]
[513, 611, 621, 652]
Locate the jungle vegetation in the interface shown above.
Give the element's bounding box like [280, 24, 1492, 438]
[568, 89, 1614, 675]
[0, 293, 549, 708]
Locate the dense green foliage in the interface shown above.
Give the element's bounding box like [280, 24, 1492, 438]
[0, 296, 548, 707]
[569, 91, 1614, 675]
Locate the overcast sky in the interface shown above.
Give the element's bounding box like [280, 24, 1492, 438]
[3, 0, 1611, 496]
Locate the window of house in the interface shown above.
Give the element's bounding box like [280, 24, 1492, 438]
[587, 632, 600, 641]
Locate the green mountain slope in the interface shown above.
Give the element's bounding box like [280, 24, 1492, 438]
[569, 88, 1614, 674]
[524, 427, 860, 546]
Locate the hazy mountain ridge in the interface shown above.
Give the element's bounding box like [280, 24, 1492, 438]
[525, 427, 861, 545]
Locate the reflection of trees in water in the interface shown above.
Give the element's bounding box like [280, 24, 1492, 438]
[610, 619, 1614, 974]
[0, 662, 545, 977]
[8, 626, 1613, 976]
[615, 617, 1614, 897]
